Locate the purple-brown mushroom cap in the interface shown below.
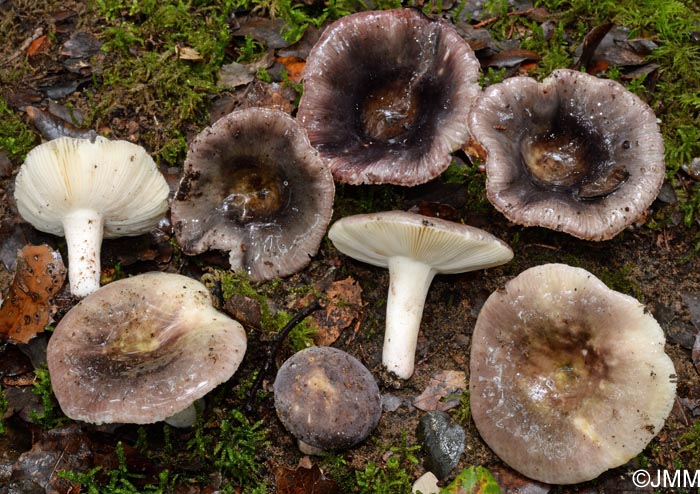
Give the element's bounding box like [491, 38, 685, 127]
[47, 272, 247, 425]
[470, 264, 676, 484]
[273, 346, 382, 453]
[297, 9, 481, 186]
[469, 69, 665, 240]
[171, 107, 335, 282]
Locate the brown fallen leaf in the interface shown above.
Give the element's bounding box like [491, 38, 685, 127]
[274, 463, 339, 494]
[490, 464, 551, 494]
[311, 277, 364, 346]
[413, 370, 467, 412]
[26, 34, 51, 57]
[276, 55, 306, 82]
[0, 245, 66, 344]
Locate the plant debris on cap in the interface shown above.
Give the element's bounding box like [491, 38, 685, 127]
[14, 136, 169, 297]
[171, 107, 335, 282]
[297, 8, 481, 186]
[468, 69, 665, 241]
[46, 272, 247, 425]
[329, 211, 513, 379]
[470, 263, 676, 484]
[273, 346, 382, 454]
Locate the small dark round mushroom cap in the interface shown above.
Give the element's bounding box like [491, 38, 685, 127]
[469, 69, 665, 241]
[470, 264, 676, 484]
[297, 8, 481, 186]
[273, 346, 382, 453]
[171, 108, 335, 282]
[46, 272, 247, 425]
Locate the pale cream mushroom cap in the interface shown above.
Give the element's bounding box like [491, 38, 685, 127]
[46, 272, 247, 425]
[14, 136, 169, 297]
[470, 263, 676, 484]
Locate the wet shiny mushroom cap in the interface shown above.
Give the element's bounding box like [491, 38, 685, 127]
[470, 264, 676, 484]
[273, 346, 382, 453]
[469, 69, 665, 240]
[171, 107, 335, 282]
[297, 8, 481, 186]
[47, 272, 247, 425]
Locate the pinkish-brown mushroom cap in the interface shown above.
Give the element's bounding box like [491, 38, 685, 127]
[469, 69, 665, 241]
[47, 272, 247, 425]
[470, 263, 676, 484]
[171, 107, 335, 282]
[297, 9, 481, 186]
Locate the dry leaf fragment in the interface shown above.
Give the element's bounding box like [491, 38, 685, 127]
[311, 277, 364, 346]
[413, 370, 467, 412]
[26, 35, 51, 57]
[0, 245, 66, 344]
[273, 463, 339, 494]
[177, 45, 203, 61]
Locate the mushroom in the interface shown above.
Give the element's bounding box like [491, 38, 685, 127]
[171, 107, 335, 282]
[297, 8, 481, 186]
[469, 263, 676, 484]
[468, 69, 665, 241]
[46, 272, 247, 425]
[328, 211, 513, 379]
[14, 136, 169, 297]
[273, 345, 381, 454]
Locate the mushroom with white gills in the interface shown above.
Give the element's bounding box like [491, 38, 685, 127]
[46, 272, 247, 426]
[171, 107, 335, 282]
[14, 136, 169, 298]
[468, 68, 665, 241]
[297, 8, 481, 186]
[273, 345, 382, 454]
[469, 263, 677, 484]
[328, 211, 513, 379]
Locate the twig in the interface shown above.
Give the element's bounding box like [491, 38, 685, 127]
[473, 8, 535, 30]
[244, 300, 322, 414]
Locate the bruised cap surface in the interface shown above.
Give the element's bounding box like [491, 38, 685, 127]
[171, 108, 335, 282]
[469, 69, 665, 240]
[297, 8, 481, 186]
[469, 263, 676, 484]
[47, 272, 247, 424]
[273, 346, 382, 452]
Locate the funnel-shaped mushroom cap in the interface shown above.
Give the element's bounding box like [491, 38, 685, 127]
[15, 136, 169, 238]
[14, 136, 169, 297]
[329, 211, 513, 379]
[47, 272, 247, 425]
[171, 108, 335, 282]
[328, 211, 514, 274]
[470, 264, 676, 484]
[297, 9, 481, 186]
[274, 346, 381, 453]
[469, 69, 665, 241]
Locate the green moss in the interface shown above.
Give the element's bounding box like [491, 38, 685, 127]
[597, 264, 644, 300]
[0, 387, 7, 435]
[0, 96, 38, 162]
[451, 390, 472, 427]
[30, 365, 67, 429]
[354, 432, 421, 494]
[679, 421, 700, 470]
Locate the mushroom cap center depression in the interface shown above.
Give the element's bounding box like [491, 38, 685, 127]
[518, 112, 628, 199]
[220, 164, 290, 223]
[358, 77, 422, 144]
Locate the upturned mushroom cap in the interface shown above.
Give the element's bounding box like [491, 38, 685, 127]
[273, 346, 382, 454]
[468, 69, 665, 241]
[14, 136, 169, 297]
[297, 8, 481, 186]
[470, 263, 676, 484]
[46, 272, 247, 425]
[171, 107, 335, 282]
[329, 211, 513, 379]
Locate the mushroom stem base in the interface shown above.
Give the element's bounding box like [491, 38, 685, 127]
[63, 209, 104, 298]
[383, 256, 436, 379]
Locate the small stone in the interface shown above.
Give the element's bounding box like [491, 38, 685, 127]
[412, 471, 440, 494]
[417, 410, 465, 481]
[381, 393, 403, 412]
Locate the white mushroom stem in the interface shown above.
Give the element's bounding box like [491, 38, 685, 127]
[383, 256, 437, 379]
[63, 208, 104, 298]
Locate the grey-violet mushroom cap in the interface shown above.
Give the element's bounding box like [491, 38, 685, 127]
[469, 263, 676, 484]
[14, 136, 169, 297]
[468, 69, 665, 241]
[328, 211, 513, 379]
[46, 272, 247, 425]
[274, 346, 381, 454]
[171, 107, 335, 282]
[297, 8, 481, 186]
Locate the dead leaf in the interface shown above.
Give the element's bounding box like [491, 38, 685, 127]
[0, 245, 66, 344]
[482, 48, 541, 68]
[26, 35, 51, 57]
[218, 50, 275, 88]
[573, 22, 613, 71]
[413, 370, 466, 412]
[311, 277, 364, 346]
[275, 55, 305, 82]
[177, 45, 203, 61]
[490, 464, 551, 494]
[273, 463, 339, 494]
